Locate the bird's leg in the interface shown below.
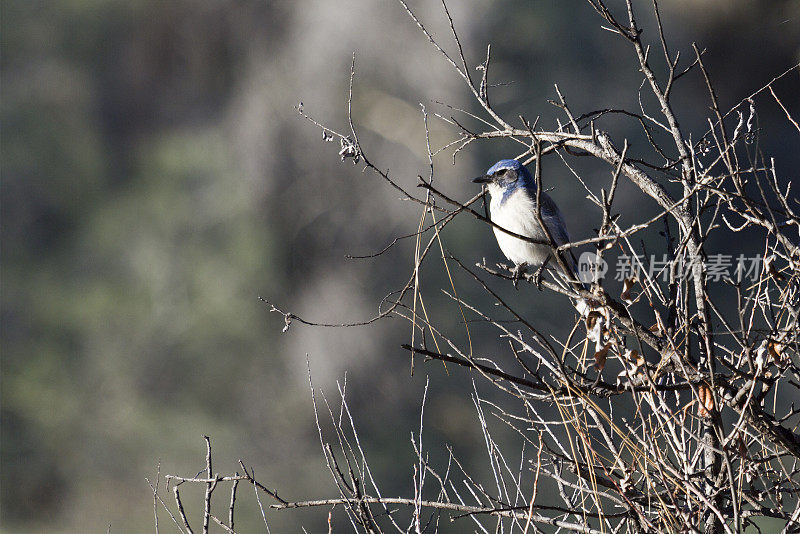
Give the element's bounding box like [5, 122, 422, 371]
[531, 257, 551, 291]
[510, 262, 528, 289]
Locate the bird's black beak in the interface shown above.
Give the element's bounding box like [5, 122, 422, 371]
[473, 175, 492, 184]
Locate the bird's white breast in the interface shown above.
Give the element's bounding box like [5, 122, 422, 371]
[488, 186, 551, 266]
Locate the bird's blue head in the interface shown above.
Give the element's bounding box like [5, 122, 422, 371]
[472, 159, 534, 193]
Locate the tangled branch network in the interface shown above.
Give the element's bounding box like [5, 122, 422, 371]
[156, 1, 800, 533]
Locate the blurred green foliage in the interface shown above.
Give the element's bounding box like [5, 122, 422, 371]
[2, 0, 798, 531]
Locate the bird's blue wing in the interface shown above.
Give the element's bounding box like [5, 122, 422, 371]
[539, 192, 571, 247]
[540, 191, 579, 277]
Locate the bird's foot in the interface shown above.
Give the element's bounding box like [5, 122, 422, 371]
[510, 262, 528, 289]
[531, 262, 546, 291]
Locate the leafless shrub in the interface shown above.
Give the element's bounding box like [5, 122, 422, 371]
[156, 1, 800, 532]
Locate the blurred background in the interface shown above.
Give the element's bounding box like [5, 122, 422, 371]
[2, 0, 798, 531]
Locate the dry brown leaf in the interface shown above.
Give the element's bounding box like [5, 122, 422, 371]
[697, 383, 714, 418]
[621, 276, 637, 305]
[768, 341, 784, 363]
[622, 348, 644, 369]
[585, 310, 602, 331]
[587, 312, 606, 346]
[594, 342, 611, 371]
[737, 438, 748, 458]
[765, 255, 785, 280]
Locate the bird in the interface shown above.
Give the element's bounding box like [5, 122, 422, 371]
[473, 158, 578, 287]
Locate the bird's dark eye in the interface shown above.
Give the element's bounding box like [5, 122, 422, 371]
[495, 169, 506, 177]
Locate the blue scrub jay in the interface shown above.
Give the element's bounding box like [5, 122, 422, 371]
[473, 159, 577, 287]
